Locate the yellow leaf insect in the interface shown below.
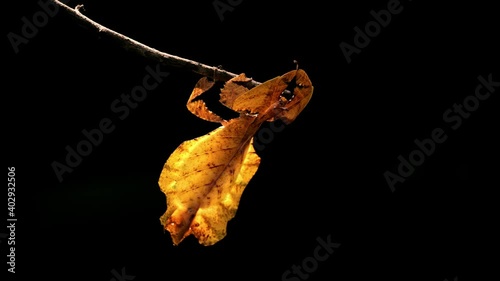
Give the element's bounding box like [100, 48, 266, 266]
[158, 69, 313, 245]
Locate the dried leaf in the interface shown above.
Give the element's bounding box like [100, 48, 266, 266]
[186, 77, 225, 123]
[158, 69, 313, 245]
[271, 69, 313, 124]
[219, 73, 254, 110]
[159, 116, 260, 245]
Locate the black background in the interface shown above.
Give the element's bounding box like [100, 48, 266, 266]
[4, 0, 498, 281]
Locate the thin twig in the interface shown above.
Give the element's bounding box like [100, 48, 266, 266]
[50, 0, 262, 87]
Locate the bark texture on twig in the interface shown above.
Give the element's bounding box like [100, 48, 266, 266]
[50, 0, 262, 87]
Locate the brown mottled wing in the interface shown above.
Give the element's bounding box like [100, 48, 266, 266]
[220, 73, 288, 115]
[187, 77, 225, 123]
[158, 116, 260, 245]
[275, 69, 314, 124]
[219, 73, 254, 110]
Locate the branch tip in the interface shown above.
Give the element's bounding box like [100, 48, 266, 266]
[48, 0, 277, 90]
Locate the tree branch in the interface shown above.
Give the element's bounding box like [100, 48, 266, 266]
[50, 0, 262, 87]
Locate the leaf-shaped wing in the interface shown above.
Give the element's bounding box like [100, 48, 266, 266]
[186, 77, 225, 123]
[274, 69, 314, 124]
[220, 69, 313, 124]
[158, 116, 260, 246]
[219, 73, 254, 110]
[220, 73, 286, 114]
[158, 68, 313, 246]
